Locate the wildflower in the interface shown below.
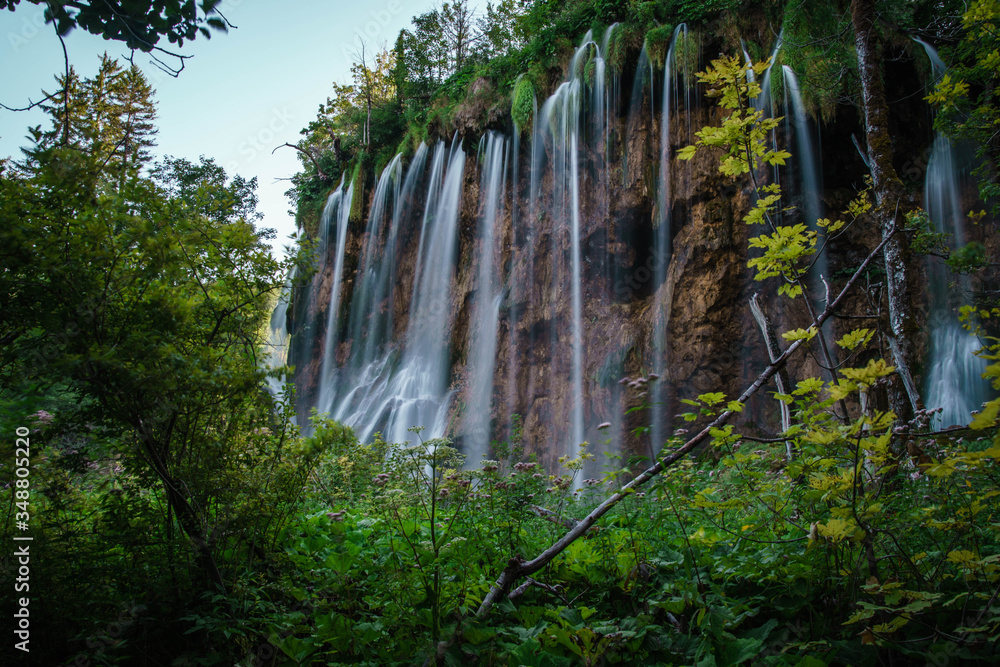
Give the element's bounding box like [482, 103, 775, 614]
[31, 410, 54, 425]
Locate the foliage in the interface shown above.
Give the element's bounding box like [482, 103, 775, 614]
[511, 74, 535, 132]
[0, 0, 229, 51]
[645, 23, 676, 70]
[8, 2, 1000, 665]
[22, 55, 157, 180]
[0, 55, 314, 663]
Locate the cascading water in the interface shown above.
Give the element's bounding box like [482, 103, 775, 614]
[534, 28, 621, 477]
[537, 35, 587, 472]
[464, 133, 507, 465]
[916, 39, 988, 427]
[625, 43, 652, 187]
[780, 65, 825, 286]
[650, 24, 693, 455]
[316, 181, 354, 416]
[279, 27, 971, 472]
[322, 149, 423, 440]
[333, 141, 465, 445]
[348, 156, 403, 375]
[265, 269, 294, 398]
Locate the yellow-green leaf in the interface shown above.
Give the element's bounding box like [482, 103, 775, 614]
[782, 327, 817, 342]
[677, 144, 698, 161]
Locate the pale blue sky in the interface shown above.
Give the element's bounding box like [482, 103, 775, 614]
[0, 0, 436, 257]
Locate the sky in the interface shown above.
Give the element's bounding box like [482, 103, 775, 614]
[0, 0, 436, 258]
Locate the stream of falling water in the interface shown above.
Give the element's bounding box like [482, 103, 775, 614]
[464, 132, 508, 465]
[316, 181, 354, 416]
[916, 39, 988, 427]
[780, 65, 825, 287]
[331, 141, 464, 445]
[287, 27, 939, 470]
[536, 31, 598, 478]
[651, 24, 692, 456]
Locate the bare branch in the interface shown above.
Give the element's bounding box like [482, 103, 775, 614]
[272, 142, 329, 181]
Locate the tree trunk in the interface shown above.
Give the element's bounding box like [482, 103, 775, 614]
[142, 433, 227, 593]
[851, 0, 921, 420]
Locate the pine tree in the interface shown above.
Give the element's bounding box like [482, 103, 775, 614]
[22, 55, 157, 184]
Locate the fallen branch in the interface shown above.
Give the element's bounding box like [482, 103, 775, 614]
[475, 227, 895, 619]
[528, 504, 599, 533]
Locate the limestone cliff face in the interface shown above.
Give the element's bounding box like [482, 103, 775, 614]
[288, 49, 993, 470]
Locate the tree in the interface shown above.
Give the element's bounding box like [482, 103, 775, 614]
[23, 55, 157, 179]
[850, 0, 922, 419]
[440, 0, 477, 72]
[353, 44, 398, 148]
[394, 0, 480, 88]
[293, 45, 397, 169]
[0, 59, 287, 592]
[397, 10, 449, 87]
[475, 0, 530, 60]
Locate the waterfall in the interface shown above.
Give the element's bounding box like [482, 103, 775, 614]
[326, 142, 463, 445]
[780, 65, 825, 287]
[506, 106, 527, 444]
[651, 24, 692, 456]
[383, 140, 465, 445]
[343, 155, 404, 376]
[277, 25, 976, 471]
[754, 33, 783, 225]
[464, 132, 507, 465]
[316, 181, 354, 416]
[916, 38, 988, 427]
[334, 143, 465, 442]
[312, 143, 458, 447]
[325, 147, 428, 439]
[625, 43, 652, 187]
[535, 32, 604, 470]
[265, 268, 294, 398]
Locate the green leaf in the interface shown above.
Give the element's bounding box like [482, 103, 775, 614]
[677, 144, 698, 160]
[836, 328, 874, 351]
[970, 398, 1000, 429]
[782, 327, 817, 343]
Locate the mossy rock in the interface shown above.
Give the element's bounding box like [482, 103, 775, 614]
[512, 75, 535, 134]
[645, 23, 674, 70]
[349, 162, 364, 226]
